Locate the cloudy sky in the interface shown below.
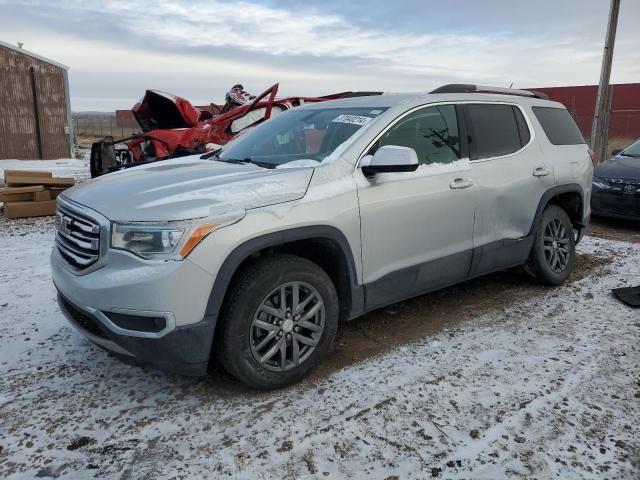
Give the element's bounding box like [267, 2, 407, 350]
[1, 0, 638, 111]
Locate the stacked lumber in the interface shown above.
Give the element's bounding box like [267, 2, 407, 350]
[0, 170, 75, 219]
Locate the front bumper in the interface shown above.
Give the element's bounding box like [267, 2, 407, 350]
[58, 291, 215, 375]
[591, 188, 640, 221]
[52, 245, 218, 376]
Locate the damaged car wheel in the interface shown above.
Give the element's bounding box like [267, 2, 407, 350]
[216, 254, 339, 389]
[527, 204, 576, 286]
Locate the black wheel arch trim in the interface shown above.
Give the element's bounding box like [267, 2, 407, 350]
[204, 225, 365, 325]
[529, 183, 588, 238]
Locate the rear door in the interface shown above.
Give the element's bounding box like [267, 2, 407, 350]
[463, 102, 554, 274]
[531, 106, 592, 215]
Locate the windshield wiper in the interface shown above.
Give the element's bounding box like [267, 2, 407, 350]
[620, 153, 640, 158]
[216, 158, 276, 169]
[202, 149, 276, 169]
[200, 149, 221, 159]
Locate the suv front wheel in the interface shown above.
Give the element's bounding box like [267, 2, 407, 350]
[216, 254, 339, 389]
[527, 204, 576, 286]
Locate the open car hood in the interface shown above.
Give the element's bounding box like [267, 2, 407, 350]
[63, 156, 314, 222]
[132, 90, 202, 132]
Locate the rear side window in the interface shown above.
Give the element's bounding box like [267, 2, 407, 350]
[532, 107, 585, 145]
[466, 104, 529, 160]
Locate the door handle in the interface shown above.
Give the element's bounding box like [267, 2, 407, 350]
[533, 167, 551, 177]
[449, 177, 474, 189]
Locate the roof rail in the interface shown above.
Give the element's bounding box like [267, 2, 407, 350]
[342, 91, 384, 98]
[430, 84, 549, 100]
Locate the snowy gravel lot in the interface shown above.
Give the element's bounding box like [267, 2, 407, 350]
[0, 215, 639, 479]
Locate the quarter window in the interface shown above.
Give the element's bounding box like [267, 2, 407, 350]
[532, 107, 585, 145]
[370, 105, 461, 164]
[467, 104, 529, 160]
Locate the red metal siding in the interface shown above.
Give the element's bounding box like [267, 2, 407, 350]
[533, 83, 640, 141]
[0, 44, 70, 160]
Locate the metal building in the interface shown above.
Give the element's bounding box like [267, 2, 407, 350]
[0, 40, 73, 160]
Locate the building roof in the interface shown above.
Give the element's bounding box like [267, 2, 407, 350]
[0, 39, 68, 70]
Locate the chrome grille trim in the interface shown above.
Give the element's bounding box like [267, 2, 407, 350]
[55, 232, 97, 264]
[603, 177, 640, 185]
[55, 196, 110, 274]
[57, 227, 99, 251]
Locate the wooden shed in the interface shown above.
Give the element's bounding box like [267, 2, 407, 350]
[0, 40, 73, 160]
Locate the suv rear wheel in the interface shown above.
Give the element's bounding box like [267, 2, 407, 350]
[216, 254, 339, 389]
[527, 204, 576, 286]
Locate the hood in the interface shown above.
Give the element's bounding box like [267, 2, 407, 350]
[594, 155, 640, 180]
[63, 156, 314, 222]
[132, 90, 202, 132]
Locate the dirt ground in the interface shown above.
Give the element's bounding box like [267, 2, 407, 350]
[587, 216, 640, 244]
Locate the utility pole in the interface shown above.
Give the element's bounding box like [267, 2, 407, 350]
[591, 0, 621, 164]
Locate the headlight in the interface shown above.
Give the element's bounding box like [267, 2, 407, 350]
[592, 176, 611, 189]
[111, 212, 244, 260]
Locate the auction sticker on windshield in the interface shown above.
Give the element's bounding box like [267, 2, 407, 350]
[332, 114, 373, 126]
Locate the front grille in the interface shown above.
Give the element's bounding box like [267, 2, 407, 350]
[59, 295, 108, 339]
[55, 201, 101, 270]
[601, 177, 640, 194]
[602, 177, 640, 185]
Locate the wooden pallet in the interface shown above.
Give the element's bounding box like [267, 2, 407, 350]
[0, 170, 74, 219]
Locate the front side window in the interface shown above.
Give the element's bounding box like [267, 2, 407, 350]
[467, 104, 528, 160]
[217, 107, 387, 167]
[370, 105, 461, 164]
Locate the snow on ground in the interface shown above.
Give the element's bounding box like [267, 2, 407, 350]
[0, 218, 639, 479]
[0, 158, 90, 184]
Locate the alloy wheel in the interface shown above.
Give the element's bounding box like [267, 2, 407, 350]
[250, 281, 325, 372]
[543, 217, 571, 273]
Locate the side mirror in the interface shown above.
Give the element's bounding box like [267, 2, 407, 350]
[361, 145, 419, 175]
[611, 149, 623, 157]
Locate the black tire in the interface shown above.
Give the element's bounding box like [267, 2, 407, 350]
[215, 254, 339, 389]
[527, 204, 576, 286]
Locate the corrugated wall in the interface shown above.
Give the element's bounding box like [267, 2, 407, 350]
[0, 44, 71, 159]
[533, 84, 640, 142]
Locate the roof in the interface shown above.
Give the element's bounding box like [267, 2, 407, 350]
[0, 39, 69, 70]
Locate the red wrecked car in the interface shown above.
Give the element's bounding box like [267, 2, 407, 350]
[90, 84, 379, 177]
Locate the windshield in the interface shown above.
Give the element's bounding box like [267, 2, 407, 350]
[216, 107, 387, 167]
[620, 138, 640, 157]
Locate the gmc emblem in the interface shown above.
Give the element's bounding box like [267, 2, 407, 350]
[55, 213, 74, 234]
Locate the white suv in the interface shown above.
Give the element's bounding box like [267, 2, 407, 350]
[52, 84, 593, 389]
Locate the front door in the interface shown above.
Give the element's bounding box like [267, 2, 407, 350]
[356, 104, 476, 310]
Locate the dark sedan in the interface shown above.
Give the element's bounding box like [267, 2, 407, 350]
[591, 138, 640, 220]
